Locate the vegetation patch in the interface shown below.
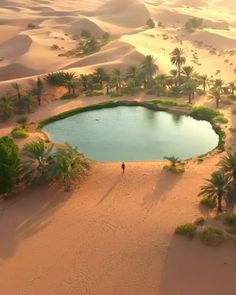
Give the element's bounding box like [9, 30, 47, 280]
[194, 217, 205, 226]
[152, 99, 178, 106]
[86, 90, 103, 97]
[215, 115, 228, 124]
[175, 223, 197, 239]
[110, 91, 124, 98]
[11, 128, 29, 139]
[190, 106, 220, 123]
[200, 196, 216, 209]
[200, 227, 225, 246]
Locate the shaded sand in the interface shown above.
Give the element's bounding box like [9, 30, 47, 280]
[1, 159, 236, 295]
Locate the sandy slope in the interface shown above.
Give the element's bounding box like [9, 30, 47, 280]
[1, 159, 236, 295]
[1, 0, 236, 84]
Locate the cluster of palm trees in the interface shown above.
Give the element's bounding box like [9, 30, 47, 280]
[0, 78, 43, 120]
[199, 152, 236, 212]
[1, 47, 236, 121]
[19, 140, 90, 191]
[44, 48, 236, 106]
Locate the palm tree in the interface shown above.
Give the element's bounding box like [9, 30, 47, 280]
[50, 144, 90, 191]
[198, 74, 208, 93]
[94, 67, 108, 87]
[0, 96, 13, 120]
[80, 74, 92, 91]
[153, 74, 168, 96]
[63, 72, 78, 94]
[19, 140, 54, 185]
[213, 79, 224, 94]
[21, 94, 36, 113]
[164, 156, 180, 167]
[11, 82, 22, 100]
[211, 88, 221, 108]
[112, 68, 122, 91]
[219, 152, 236, 181]
[181, 66, 194, 80]
[184, 79, 197, 104]
[169, 69, 178, 87]
[141, 55, 158, 88]
[229, 82, 236, 95]
[170, 48, 186, 86]
[199, 171, 229, 212]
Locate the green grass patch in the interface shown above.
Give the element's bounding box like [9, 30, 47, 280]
[200, 227, 225, 246]
[110, 91, 124, 98]
[152, 99, 178, 106]
[200, 196, 216, 209]
[86, 90, 103, 97]
[61, 94, 77, 100]
[190, 106, 220, 123]
[11, 128, 29, 139]
[215, 115, 228, 124]
[175, 223, 197, 239]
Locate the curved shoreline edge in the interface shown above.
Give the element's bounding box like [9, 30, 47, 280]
[38, 100, 225, 161]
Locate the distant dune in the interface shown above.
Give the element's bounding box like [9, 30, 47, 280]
[0, 0, 236, 84]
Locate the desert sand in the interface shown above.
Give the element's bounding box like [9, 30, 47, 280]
[1, 0, 236, 294]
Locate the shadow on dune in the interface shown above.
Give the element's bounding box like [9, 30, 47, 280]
[0, 183, 72, 259]
[159, 235, 236, 295]
[97, 174, 123, 206]
[142, 169, 183, 211]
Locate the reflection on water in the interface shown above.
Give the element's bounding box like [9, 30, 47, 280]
[43, 106, 219, 162]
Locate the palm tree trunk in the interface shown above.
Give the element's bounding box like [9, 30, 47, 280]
[188, 93, 192, 104]
[37, 96, 41, 106]
[178, 64, 181, 86]
[217, 194, 223, 212]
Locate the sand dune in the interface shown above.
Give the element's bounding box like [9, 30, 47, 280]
[64, 17, 104, 38]
[64, 41, 144, 71]
[97, 0, 150, 28]
[0, 35, 32, 59]
[0, 63, 39, 81]
[0, 0, 236, 83]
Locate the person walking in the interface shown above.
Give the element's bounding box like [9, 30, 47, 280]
[121, 162, 125, 174]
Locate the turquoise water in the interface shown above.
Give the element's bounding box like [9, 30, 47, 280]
[43, 106, 219, 162]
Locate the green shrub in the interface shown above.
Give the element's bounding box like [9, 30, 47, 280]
[167, 89, 182, 98]
[86, 90, 103, 97]
[0, 137, 20, 194]
[110, 92, 123, 98]
[153, 99, 178, 106]
[61, 94, 77, 100]
[215, 115, 228, 124]
[200, 196, 216, 209]
[224, 215, 236, 227]
[200, 227, 225, 246]
[190, 106, 219, 123]
[233, 109, 236, 115]
[11, 128, 29, 139]
[194, 217, 205, 226]
[175, 223, 197, 239]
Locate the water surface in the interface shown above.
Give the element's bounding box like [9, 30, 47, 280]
[43, 106, 218, 161]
